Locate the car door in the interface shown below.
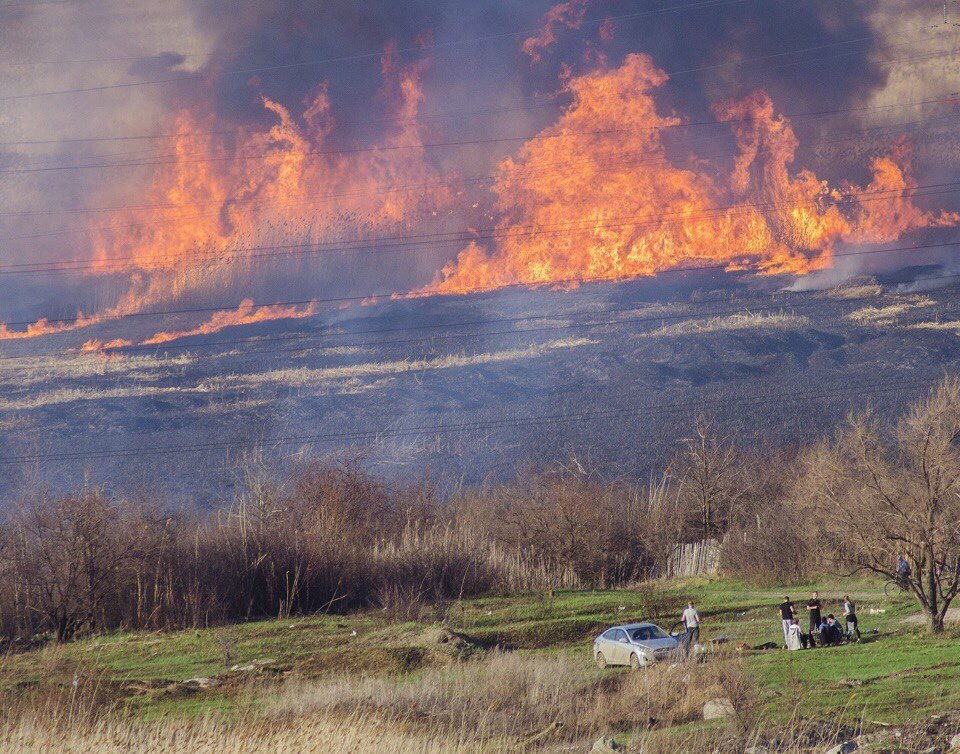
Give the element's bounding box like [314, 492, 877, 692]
[597, 629, 619, 665]
[611, 629, 631, 665]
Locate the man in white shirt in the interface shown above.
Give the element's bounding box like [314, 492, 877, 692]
[682, 601, 701, 646]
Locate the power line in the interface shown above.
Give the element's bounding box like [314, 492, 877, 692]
[4, 135, 960, 257]
[1, 233, 959, 349]
[0, 375, 936, 465]
[4, 109, 957, 223]
[2, 58, 957, 176]
[0, 0, 752, 102]
[0, 277, 888, 362]
[2, 88, 957, 186]
[1, 174, 958, 281]
[1, 15, 952, 144]
[4, 272, 953, 369]
[0, 22, 897, 147]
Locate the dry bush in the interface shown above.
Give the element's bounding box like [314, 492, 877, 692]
[0, 456, 583, 640]
[719, 508, 814, 585]
[449, 465, 654, 586]
[0, 490, 169, 640]
[674, 414, 747, 542]
[715, 448, 815, 584]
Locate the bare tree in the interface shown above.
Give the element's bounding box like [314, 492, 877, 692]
[805, 377, 960, 633]
[3, 491, 151, 641]
[677, 414, 744, 541]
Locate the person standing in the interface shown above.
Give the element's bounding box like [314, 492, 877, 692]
[778, 597, 796, 647]
[842, 595, 860, 641]
[805, 591, 822, 636]
[681, 601, 701, 646]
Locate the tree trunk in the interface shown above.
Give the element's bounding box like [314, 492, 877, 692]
[925, 560, 943, 634]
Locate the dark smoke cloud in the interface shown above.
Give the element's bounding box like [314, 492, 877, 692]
[157, 0, 895, 171]
[0, 0, 946, 318]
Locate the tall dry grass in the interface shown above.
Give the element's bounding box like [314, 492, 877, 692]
[0, 650, 765, 753]
[267, 650, 759, 744]
[0, 712, 495, 754]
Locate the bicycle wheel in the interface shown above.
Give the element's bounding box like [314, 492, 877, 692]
[884, 580, 903, 598]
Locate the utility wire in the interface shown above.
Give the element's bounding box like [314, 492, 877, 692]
[3, 85, 958, 179]
[1, 18, 953, 144]
[2, 235, 960, 349]
[3, 275, 954, 369]
[4, 110, 958, 222]
[1, 174, 958, 278]
[0, 375, 935, 465]
[0, 0, 752, 101]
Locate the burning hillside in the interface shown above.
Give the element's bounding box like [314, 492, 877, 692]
[421, 55, 957, 296]
[1, 23, 957, 347]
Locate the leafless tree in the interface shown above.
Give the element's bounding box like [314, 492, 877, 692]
[677, 414, 744, 541]
[2, 491, 152, 641]
[803, 377, 960, 633]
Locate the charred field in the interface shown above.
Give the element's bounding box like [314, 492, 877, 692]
[2, 269, 959, 503]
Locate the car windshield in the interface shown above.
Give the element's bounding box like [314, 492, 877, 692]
[630, 626, 667, 641]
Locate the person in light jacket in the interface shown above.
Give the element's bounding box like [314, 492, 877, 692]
[786, 619, 803, 651]
[681, 601, 701, 646]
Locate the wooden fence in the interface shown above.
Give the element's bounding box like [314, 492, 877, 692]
[667, 539, 720, 577]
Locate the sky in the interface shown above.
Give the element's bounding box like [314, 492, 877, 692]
[0, 0, 958, 324]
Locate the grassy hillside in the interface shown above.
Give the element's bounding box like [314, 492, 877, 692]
[3, 577, 958, 751]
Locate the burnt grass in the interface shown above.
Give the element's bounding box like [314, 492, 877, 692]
[2, 270, 960, 504]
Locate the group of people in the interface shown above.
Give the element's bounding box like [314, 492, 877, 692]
[778, 591, 860, 650]
[675, 592, 862, 653]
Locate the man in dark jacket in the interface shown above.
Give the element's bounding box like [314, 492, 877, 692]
[806, 591, 823, 635]
[818, 615, 843, 646]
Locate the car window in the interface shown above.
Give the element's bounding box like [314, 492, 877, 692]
[613, 629, 629, 642]
[601, 629, 618, 640]
[630, 626, 669, 641]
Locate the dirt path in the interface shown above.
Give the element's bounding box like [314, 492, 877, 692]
[903, 608, 960, 625]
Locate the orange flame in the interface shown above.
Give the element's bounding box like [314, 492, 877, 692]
[84, 48, 451, 343]
[80, 337, 133, 352]
[1, 50, 449, 344]
[0, 313, 100, 342]
[4, 45, 957, 346]
[142, 299, 318, 345]
[421, 54, 956, 296]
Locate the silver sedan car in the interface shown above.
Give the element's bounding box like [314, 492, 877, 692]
[593, 622, 679, 669]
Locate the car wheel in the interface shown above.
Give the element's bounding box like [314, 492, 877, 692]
[630, 653, 642, 670]
[595, 652, 608, 669]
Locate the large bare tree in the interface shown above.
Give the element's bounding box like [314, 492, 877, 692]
[678, 414, 744, 541]
[805, 377, 960, 633]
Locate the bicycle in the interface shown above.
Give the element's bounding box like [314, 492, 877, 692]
[884, 577, 908, 598]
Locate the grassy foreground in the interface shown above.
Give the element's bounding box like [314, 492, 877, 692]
[1, 577, 957, 751]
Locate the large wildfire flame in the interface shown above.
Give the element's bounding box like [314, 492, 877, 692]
[2, 43, 957, 346]
[420, 54, 957, 296]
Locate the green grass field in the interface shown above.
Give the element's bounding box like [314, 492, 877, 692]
[3, 577, 956, 733]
